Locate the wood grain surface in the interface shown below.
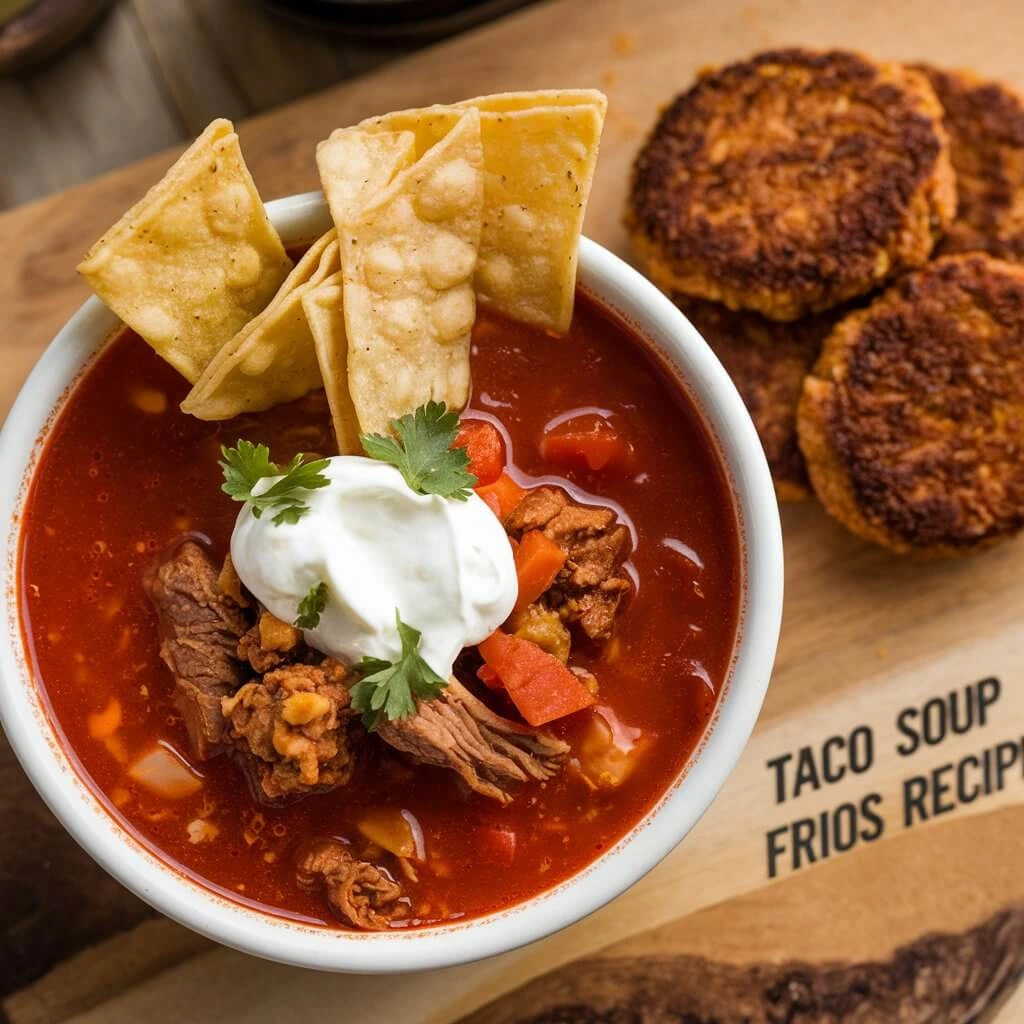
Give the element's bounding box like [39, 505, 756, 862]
[1, 0, 1023, 1019]
[0, 0, 418, 210]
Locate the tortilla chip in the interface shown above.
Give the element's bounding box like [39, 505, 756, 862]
[342, 108, 484, 435]
[181, 230, 339, 419]
[302, 272, 360, 455]
[455, 89, 607, 116]
[316, 128, 418, 229]
[357, 93, 605, 333]
[78, 119, 292, 383]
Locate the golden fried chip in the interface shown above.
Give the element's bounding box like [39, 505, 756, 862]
[342, 108, 484, 435]
[316, 128, 418, 229]
[181, 231, 339, 420]
[78, 119, 292, 383]
[456, 89, 607, 116]
[301, 272, 361, 455]
[473, 103, 604, 333]
[357, 92, 605, 333]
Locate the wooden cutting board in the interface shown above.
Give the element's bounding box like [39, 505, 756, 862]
[2, 0, 1023, 1021]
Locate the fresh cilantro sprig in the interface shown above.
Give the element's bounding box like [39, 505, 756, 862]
[360, 401, 476, 501]
[220, 440, 330, 526]
[294, 581, 328, 630]
[350, 611, 448, 730]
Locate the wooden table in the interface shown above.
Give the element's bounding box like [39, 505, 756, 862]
[2, 1, 1023, 1021]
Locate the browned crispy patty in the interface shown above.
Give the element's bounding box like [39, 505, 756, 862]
[627, 49, 957, 321]
[798, 254, 1024, 556]
[915, 64, 1024, 260]
[675, 297, 841, 500]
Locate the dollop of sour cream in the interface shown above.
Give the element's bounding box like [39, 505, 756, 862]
[230, 456, 518, 679]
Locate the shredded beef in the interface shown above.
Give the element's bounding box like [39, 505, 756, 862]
[143, 541, 251, 760]
[297, 839, 404, 930]
[222, 660, 357, 802]
[376, 678, 569, 804]
[505, 487, 632, 640]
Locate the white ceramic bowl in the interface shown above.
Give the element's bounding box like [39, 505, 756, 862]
[0, 192, 783, 973]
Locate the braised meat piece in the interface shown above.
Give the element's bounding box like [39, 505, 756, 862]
[238, 610, 304, 673]
[222, 660, 357, 802]
[376, 678, 569, 804]
[505, 487, 632, 640]
[143, 541, 252, 760]
[297, 839, 404, 930]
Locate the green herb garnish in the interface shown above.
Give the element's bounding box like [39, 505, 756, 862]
[360, 401, 476, 501]
[350, 611, 448, 730]
[294, 581, 328, 630]
[220, 440, 330, 526]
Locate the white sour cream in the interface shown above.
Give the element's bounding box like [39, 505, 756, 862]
[230, 457, 518, 678]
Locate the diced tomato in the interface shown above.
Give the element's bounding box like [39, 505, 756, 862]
[540, 416, 634, 473]
[456, 419, 504, 485]
[476, 825, 517, 866]
[476, 663, 503, 691]
[478, 630, 596, 726]
[513, 530, 566, 615]
[475, 472, 526, 520]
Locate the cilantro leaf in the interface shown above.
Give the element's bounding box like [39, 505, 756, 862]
[360, 401, 477, 501]
[219, 440, 330, 526]
[294, 581, 328, 630]
[349, 611, 448, 730]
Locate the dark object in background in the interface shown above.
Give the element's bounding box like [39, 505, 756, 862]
[0, 0, 114, 74]
[265, 0, 535, 40]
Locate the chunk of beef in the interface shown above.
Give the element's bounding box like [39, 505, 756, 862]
[505, 487, 632, 640]
[238, 610, 304, 673]
[376, 678, 569, 804]
[297, 839, 404, 930]
[143, 542, 251, 760]
[222, 660, 357, 802]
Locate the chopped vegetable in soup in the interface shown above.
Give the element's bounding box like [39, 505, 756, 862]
[20, 293, 739, 929]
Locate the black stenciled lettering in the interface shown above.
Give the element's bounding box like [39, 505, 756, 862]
[903, 775, 928, 826]
[849, 725, 874, 773]
[766, 752, 792, 804]
[977, 677, 1001, 726]
[895, 706, 920, 757]
[859, 793, 885, 842]
[957, 754, 982, 804]
[792, 818, 817, 870]
[931, 762, 956, 816]
[995, 739, 1022, 789]
[821, 735, 846, 785]
[793, 747, 821, 799]
[766, 825, 788, 880]
[922, 696, 947, 746]
[833, 802, 858, 853]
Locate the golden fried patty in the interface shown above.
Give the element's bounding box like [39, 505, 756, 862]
[915, 64, 1024, 260]
[675, 297, 840, 500]
[627, 49, 956, 321]
[798, 254, 1024, 555]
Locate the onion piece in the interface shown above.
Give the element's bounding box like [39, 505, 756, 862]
[128, 745, 202, 800]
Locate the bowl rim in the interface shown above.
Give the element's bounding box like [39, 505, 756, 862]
[0, 190, 783, 973]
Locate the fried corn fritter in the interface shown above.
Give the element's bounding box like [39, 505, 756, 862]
[915, 64, 1024, 261]
[675, 297, 841, 501]
[627, 49, 956, 321]
[798, 254, 1024, 556]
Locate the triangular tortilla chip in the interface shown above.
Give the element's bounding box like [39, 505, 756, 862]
[302, 272, 360, 455]
[78, 119, 292, 383]
[455, 88, 607, 116]
[316, 128, 418, 229]
[181, 230, 339, 419]
[356, 92, 605, 333]
[342, 108, 484, 435]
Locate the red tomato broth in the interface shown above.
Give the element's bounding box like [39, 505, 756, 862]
[18, 291, 740, 928]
